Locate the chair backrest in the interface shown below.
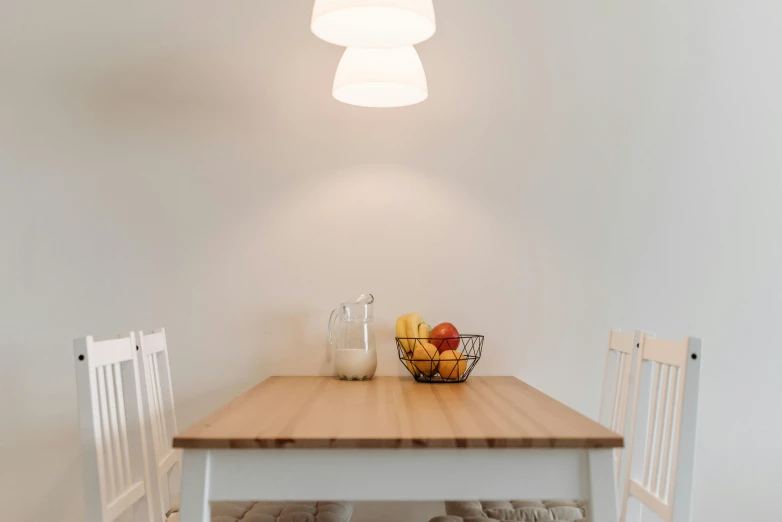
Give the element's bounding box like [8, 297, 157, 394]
[621, 334, 702, 522]
[74, 333, 154, 522]
[137, 328, 181, 520]
[598, 329, 640, 481]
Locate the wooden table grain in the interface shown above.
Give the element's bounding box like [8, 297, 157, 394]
[174, 376, 622, 449]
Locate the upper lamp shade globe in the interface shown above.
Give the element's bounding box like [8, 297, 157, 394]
[333, 46, 428, 108]
[312, 0, 436, 48]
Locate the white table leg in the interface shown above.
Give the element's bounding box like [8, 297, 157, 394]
[587, 449, 618, 522]
[179, 450, 211, 522]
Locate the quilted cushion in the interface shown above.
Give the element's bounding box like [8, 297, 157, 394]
[441, 500, 587, 521]
[167, 501, 353, 522]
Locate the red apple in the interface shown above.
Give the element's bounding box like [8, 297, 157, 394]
[429, 322, 460, 353]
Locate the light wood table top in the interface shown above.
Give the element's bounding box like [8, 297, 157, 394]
[173, 376, 622, 450]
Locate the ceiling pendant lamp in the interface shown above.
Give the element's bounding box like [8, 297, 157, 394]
[312, 0, 436, 48]
[332, 46, 428, 108]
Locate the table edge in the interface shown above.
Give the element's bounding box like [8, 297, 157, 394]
[172, 436, 624, 450]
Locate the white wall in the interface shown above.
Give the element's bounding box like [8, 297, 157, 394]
[595, 1, 782, 516]
[1, 1, 780, 521]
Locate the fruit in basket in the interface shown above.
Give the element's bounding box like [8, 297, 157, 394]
[429, 322, 460, 353]
[396, 313, 431, 376]
[418, 322, 431, 341]
[438, 350, 467, 380]
[405, 313, 426, 344]
[395, 314, 416, 375]
[412, 342, 440, 377]
[395, 314, 411, 352]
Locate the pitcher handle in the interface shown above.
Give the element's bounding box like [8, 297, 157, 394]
[328, 308, 340, 345]
[327, 307, 340, 363]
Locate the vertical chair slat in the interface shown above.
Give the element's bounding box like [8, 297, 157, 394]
[128, 334, 156, 522]
[611, 351, 623, 431]
[649, 363, 669, 492]
[105, 364, 126, 491]
[159, 342, 180, 438]
[96, 365, 117, 501]
[642, 361, 660, 487]
[614, 351, 632, 476]
[152, 355, 166, 458]
[159, 343, 182, 494]
[613, 353, 624, 433]
[114, 363, 133, 488]
[617, 352, 630, 433]
[152, 354, 169, 450]
[609, 351, 624, 474]
[148, 354, 163, 458]
[143, 356, 161, 462]
[658, 366, 679, 501]
[615, 352, 626, 432]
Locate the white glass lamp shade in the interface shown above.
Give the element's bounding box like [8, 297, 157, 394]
[333, 46, 428, 108]
[312, 0, 436, 48]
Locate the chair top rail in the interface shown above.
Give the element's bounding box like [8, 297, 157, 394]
[86, 337, 136, 368]
[643, 338, 689, 367]
[139, 331, 166, 355]
[609, 330, 635, 354]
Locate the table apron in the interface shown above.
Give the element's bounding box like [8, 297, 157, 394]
[191, 448, 592, 501]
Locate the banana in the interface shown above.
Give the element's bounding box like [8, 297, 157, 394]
[396, 313, 417, 375]
[395, 314, 410, 352]
[405, 312, 424, 354]
[397, 312, 429, 377]
[407, 312, 433, 369]
[395, 314, 419, 375]
[418, 322, 431, 342]
[414, 322, 432, 377]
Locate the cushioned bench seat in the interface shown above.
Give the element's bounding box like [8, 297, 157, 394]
[167, 501, 354, 522]
[433, 500, 588, 522]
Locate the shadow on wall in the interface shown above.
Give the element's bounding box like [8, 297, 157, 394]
[80, 49, 285, 140]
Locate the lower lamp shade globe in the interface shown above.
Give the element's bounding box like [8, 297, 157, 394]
[332, 46, 428, 108]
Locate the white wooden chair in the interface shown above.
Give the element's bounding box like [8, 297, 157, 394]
[137, 328, 181, 522]
[599, 329, 641, 486]
[620, 334, 702, 522]
[136, 329, 355, 522]
[74, 333, 155, 522]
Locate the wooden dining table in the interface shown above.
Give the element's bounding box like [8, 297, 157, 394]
[173, 376, 622, 522]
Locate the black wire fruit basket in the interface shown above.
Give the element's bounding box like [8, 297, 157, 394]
[395, 335, 484, 383]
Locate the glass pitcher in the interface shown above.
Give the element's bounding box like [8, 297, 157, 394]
[328, 293, 377, 380]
